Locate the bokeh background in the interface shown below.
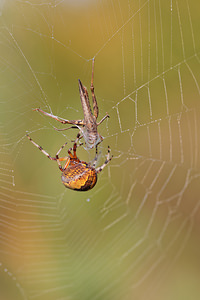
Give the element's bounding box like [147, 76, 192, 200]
[1, 0, 200, 299]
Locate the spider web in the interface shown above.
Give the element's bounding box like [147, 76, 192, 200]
[1, 0, 200, 299]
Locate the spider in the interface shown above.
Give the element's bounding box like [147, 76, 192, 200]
[33, 59, 109, 149]
[26, 134, 113, 191]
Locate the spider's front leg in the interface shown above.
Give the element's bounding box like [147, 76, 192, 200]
[26, 134, 57, 161]
[26, 134, 70, 172]
[72, 132, 83, 146]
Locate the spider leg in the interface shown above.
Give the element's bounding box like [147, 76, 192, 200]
[26, 134, 57, 161]
[56, 141, 82, 170]
[90, 58, 99, 119]
[72, 141, 78, 159]
[72, 132, 83, 145]
[55, 141, 68, 156]
[68, 140, 83, 158]
[91, 146, 99, 168]
[27, 134, 70, 171]
[55, 142, 69, 171]
[96, 146, 113, 174]
[63, 158, 70, 170]
[33, 108, 85, 126]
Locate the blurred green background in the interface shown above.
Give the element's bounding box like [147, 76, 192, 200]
[1, 0, 200, 299]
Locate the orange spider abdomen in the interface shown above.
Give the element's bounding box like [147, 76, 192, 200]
[61, 163, 97, 191]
